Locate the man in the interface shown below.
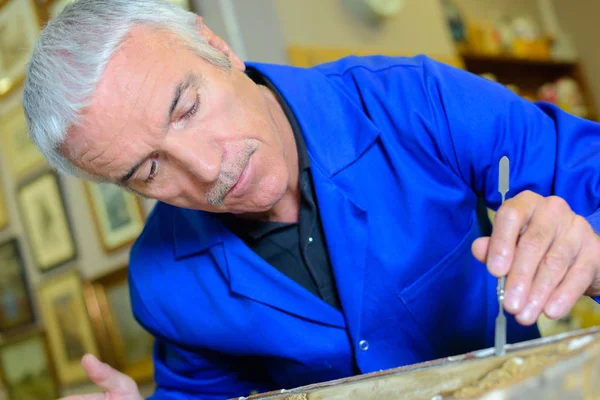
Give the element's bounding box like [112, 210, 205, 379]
[24, 1, 600, 399]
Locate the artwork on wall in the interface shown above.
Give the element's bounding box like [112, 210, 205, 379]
[85, 266, 154, 383]
[0, 180, 7, 231]
[0, 239, 35, 333]
[84, 182, 145, 253]
[167, 0, 192, 10]
[37, 270, 99, 386]
[0, 330, 59, 400]
[47, 0, 74, 19]
[0, 95, 46, 179]
[0, 91, 46, 179]
[0, 0, 42, 100]
[17, 171, 76, 271]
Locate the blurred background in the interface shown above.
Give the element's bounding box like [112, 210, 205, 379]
[0, 0, 599, 398]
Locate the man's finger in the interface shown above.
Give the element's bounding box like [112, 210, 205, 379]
[81, 354, 139, 395]
[544, 237, 598, 320]
[504, 196, 573, 315]
[515, 214, 583, 325]
[487, 191, 538, 278]
[471, 237, 489, 263]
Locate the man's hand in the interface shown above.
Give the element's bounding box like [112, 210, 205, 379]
[59, 354, 143, 400]
[472, 190, 600, 326]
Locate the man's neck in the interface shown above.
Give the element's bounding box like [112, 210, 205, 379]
[238, 85, 301, 223]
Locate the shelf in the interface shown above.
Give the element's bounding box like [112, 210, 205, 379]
[460, 52, 577, 69]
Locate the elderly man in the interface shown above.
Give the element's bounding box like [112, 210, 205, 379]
[24, 0, 600, 399]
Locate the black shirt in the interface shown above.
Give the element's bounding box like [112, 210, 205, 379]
[220, 68, 341, 310]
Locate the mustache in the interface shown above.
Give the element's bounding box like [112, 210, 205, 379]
[206, 145, 255, 206]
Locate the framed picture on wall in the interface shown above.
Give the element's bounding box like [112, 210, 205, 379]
[85, 266, 154, 383]
[167, 0, 192, 10]
[17, 171, 76, 271]
[84, 182, 145, 253]
[0, 91, 46, 179]
[37, 270, 99, 386]
[46, 0, 74, 19]
[0, 239, 35, 333]
[0, 329, 59, 400]
[0, 180, 7, 231]
[0, 0, 42, 100]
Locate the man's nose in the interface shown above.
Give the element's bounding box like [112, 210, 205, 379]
[167, 139, 222, 183]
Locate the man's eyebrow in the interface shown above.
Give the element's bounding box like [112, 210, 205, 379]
[118, 72, 203, 187]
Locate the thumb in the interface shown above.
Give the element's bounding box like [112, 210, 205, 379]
[81, 354, 140, 397]
[472, 236, 490, 264]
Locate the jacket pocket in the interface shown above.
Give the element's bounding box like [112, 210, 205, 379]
[399, 218, 488, 358]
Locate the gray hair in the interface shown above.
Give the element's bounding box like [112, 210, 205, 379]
[23, 0, 231, 181]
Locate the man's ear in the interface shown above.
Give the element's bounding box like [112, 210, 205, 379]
[195, 16, 245, 71]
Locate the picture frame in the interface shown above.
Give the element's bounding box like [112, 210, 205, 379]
[0, 180, 7, 231]
[45, 0, 73, 19]
[84, 182, 146, 253]
[0, 329, 60, 400]
[84, 266, 155, 383]
[37, 270, 100, 386]
[0, 0, 43, 100]
[0, 90, 47, 179]
[167, 0, 192, 10]
[17, 170, 76, 272]
[0, 239, 35, 333]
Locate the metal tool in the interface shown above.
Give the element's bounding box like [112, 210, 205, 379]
[494, 155, 510, 356]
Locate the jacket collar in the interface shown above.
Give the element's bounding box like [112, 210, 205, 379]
[245, 61, 380, 180]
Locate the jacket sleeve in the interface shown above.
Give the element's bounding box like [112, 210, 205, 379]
[414, 55, 600, 303]
[129, 277, 270, 400]
[146, 340, 270, 400]
[414, 56, 600, 216]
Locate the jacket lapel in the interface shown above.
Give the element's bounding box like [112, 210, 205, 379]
[218, 234, 345, 328]
[311, 167, 370, 346]
[172, 207, 345, 329]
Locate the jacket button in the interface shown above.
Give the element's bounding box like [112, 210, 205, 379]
[359, 340, 369, 351]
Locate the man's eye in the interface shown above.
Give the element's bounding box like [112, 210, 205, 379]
[181, 94, 200, 122]
[145, 159, 158, 183]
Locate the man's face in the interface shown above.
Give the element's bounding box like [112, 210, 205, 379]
[66, 25, 290, 214]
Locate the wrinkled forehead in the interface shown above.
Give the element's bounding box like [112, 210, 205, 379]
[63, 26, 182, 175]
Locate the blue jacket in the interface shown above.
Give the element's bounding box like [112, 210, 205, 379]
[129, 55, 600, 399]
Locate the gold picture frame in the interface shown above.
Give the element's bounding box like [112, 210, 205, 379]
[0, 90, 47, 179]
[17, 171, 76, 272]
[84, 266, 154, 383]
[37, 270, 100, 386]
[46, 0, 74, 19]
[0, 239, 35, 333]
[0, 329, 60, 400]
[0, 0, 43, 100]
[84, 182, 145, 253]
[0, 179, 7, 231]
[167, 0, 192, 10]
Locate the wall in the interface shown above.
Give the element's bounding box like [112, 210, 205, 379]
[454, 0, 542, 27]
[552, 0, 600, 119]
[191, 0, 288, 64]
[274, 0, 456, 57]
